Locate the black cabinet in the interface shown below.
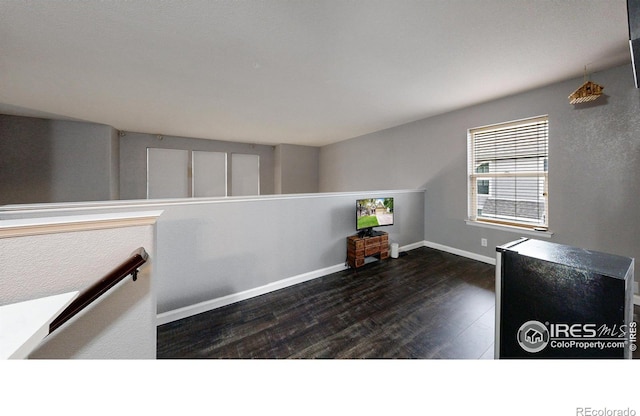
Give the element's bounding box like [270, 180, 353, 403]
[495, 238, 634, 359]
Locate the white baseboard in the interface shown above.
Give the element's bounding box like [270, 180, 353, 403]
[400, 241, 426, 252]
[157, 241, 424, 325]
[635, 294, 640, 307]
[422, 240, 496, 265]
[157, 262, 349, 325]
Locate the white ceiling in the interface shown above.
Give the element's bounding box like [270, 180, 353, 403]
[0, 1, 631, 146]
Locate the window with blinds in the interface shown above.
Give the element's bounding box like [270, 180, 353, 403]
[467, 115, 549, 229]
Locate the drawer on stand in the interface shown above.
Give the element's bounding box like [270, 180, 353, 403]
[365, 244, 380, 256]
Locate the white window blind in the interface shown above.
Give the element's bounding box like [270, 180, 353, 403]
[231, 153, 260, 196]
[467, 115, 549, 229]
[147, 148, 229, 199]
[147, 148, 190, 199]
[193, 151, 227, 197]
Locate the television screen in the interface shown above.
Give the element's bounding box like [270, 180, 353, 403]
[356, 197, 394, 235]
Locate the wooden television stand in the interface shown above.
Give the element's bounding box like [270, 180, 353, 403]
[347, 231, 389, 269]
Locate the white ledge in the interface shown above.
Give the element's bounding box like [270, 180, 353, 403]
[0, 291, 78, 359]
[465, 219, 554, 238]
[0, 189, 425, 216]
[0, 210, 163, 239]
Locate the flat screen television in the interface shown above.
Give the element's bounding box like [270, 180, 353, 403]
[356, 197, 394, 237]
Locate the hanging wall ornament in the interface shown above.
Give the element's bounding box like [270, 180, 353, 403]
[568, 66, 604, 104]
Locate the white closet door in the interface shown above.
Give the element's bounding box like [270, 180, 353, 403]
[231, 153, 260, 196]
[193, 151, 227, 197]
[147, 148, 189, 199]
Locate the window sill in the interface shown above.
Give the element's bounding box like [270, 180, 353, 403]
[465, 219, 554, 238]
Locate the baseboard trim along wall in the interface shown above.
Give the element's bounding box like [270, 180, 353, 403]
[400, 241, 427, 252]
[157, 262, 354, 325]
[157, 242, 422, 325]
[422, 240, 496, 265]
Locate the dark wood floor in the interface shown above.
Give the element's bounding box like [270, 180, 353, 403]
[158, 247, 497, 358]
[157, 247, 640, 359]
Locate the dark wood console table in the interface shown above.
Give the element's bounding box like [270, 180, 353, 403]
[347, 232, 389, 268]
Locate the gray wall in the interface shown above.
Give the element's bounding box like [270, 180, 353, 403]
[320, 64, 640, 271]
[275, 144, 320, 194]
[1, 117, 324, 204]
[0, 115, 119, 204]
[119, 131, 277, 199]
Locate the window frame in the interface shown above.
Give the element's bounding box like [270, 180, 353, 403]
[467, 115, 549, 231]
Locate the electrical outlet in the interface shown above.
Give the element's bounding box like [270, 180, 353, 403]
[481, 238, 488, 247]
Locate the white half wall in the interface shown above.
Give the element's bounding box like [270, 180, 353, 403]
[2, 190, 426, 320]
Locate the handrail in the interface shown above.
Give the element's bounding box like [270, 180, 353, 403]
[49, 247, 149, 334]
